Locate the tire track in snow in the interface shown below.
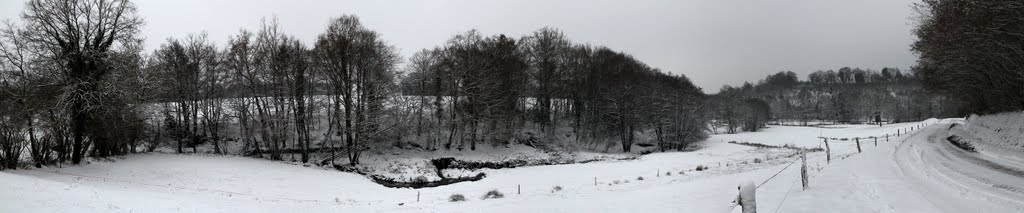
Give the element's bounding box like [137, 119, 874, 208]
[895, 124, 1024, 211]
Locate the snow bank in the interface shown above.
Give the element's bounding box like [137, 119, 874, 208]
[953, 111, 1024, 152]
[948, 111, 1024, 171]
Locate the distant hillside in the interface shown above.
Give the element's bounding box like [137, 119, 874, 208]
[708, 68, 958, 133]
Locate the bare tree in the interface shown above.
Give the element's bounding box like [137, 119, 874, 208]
[313, 15, 400, 165]
[521, 27, 570, 134]
[17, 0, 144, 164]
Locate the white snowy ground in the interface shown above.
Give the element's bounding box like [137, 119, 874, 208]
[3, 119, 1023, 212]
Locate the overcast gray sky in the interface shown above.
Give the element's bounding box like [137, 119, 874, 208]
[0, 0, 920, 93]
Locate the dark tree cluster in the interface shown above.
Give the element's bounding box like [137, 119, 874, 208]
[401, 28, 708, 153]
[912, 0, 1024, 114]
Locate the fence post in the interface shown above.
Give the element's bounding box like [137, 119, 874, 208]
[801, 152, 808, 190]
[874, 137, 877, 147]
[594, 177, 597, 186]
[886, 134, 889, 142]
[657, 169, 660, 177]
[518, 184, 521, 195]
[417, 191, 420, 202]
[824, 138, 831, 164]
[856, 137, 861, 153]
[737, 182, 757, 213]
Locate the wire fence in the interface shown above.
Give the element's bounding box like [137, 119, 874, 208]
[727, 120, 940, 212]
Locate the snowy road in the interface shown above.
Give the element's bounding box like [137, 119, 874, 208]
[894, 123, 1024, 212]
[782, 120, 1024, 212]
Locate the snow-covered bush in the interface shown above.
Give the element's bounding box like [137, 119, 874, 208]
[449, 194, 466, 202]
[413, 176, 429, 183]
[637, 176, 644, 181]
[482, 190, 504, 199]
[552, 186, 562, 192]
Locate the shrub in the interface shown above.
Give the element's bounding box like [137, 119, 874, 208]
[695, 165, 706, 171]
[613, 180, 621, 184]
[552, 186, 562, 192]
[637, 176, 644, 181]
[449, 194, 466, 202]
[665, 172, 672, 176]
[482, 190, 504, 200]
[413, 176, 429, 183]
[678, 171, 685, 175]
[753, 158, 762, 164]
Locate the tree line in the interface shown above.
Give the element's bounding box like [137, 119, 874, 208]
[708, 67, 958, 134]
[0, 0, 708, 169]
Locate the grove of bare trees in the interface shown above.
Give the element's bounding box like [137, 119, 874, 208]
[0, 0, 709, 170]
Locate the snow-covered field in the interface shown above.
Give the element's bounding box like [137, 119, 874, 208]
[4, 118, 1024, 212]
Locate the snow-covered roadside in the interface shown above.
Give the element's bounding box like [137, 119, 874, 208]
[780, 119, 1024, 212]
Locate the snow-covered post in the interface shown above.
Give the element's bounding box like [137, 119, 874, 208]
[824, 138, 831, 164]
[735, 181, 756, 213]
[801, 152, 808, 190]
[886, 134, 889, 142]
[855, 137, 861, 153]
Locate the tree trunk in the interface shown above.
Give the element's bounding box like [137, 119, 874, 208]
[71, 101, 86, 164]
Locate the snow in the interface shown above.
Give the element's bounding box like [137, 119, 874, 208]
[712, 120, 937, 156]
[3, 118, 1022, 212]
[949, 111, 1024, 169]
[340, 143, 637, 182]
[781, 118, 1024, 212]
